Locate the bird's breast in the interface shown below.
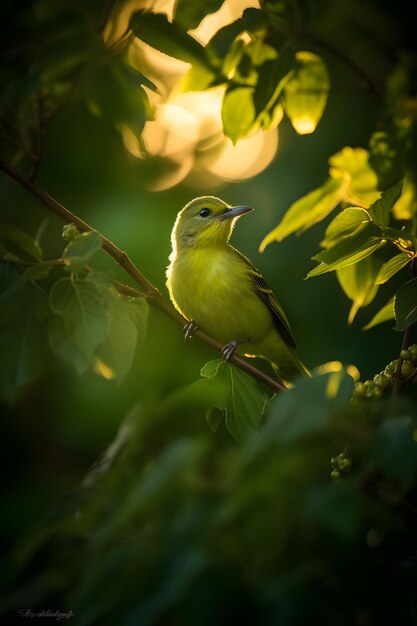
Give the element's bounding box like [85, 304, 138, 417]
[166, 247, 273, 345]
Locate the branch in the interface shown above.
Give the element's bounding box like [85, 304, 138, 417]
[0, 160, 285, 393]
[392, 326, 413, 397]
[392, 259, 416, 397]
[301, 33, 382, 98]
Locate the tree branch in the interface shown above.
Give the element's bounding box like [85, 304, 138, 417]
[301, 33, 382, 98]
[0, 160, 285, 393]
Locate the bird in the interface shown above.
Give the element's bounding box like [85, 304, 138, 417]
[166, 196, 310, 385]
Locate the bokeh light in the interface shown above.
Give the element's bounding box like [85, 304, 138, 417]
[105, 0, 278, 190]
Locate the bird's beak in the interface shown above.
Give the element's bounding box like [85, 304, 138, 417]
[218, 205, 254, 221]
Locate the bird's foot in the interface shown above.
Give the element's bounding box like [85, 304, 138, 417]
[221, 340, 245, 362]
[183, 320, 198, 341]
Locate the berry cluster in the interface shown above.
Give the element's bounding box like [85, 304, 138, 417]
[352, 344, 417, 401]
[330, 453, 352, 480]
[62, 223, 81, 242]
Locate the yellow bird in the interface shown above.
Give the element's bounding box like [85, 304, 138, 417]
[166, 196, 309, 384]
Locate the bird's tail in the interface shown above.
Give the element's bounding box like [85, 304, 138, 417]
[271, 350, 311, 388]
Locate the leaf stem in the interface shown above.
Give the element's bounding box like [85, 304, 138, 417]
[0, 160, 285, 393]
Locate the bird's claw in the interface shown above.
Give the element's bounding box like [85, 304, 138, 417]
[183, 320, 198, 341]
[221, 341, 239, 362]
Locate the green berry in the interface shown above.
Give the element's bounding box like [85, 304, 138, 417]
[62, 223, 81, 242]
[373, 387, 383, 399]
[373, 373, 391, 390]
[401, 360, 415, 378]
[352, 382, 367, 398]
[409, 344, 417, 361]
[401, 349, 412, 361]
[339, 458, 352, 472]
[385, 360, 399, 375]
[331, 469, 341, 480]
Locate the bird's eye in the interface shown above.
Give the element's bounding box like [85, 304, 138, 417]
[198, 208, 211, 218]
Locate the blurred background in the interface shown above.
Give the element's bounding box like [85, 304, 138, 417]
[1, 0, 415, 623]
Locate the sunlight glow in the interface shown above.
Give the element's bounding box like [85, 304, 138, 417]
[105, 0, 277, 189]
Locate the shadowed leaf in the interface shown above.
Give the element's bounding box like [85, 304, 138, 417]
[394, 277, 417, 330]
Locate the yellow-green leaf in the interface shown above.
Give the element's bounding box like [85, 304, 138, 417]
[222, 87, 256, 144]
[283, 51, 329, 135]
[260, 177, 345, 249]
[363, 297, 395, 330]
[322, 207, 371, 249]
[329, 147, 379, 207]
[375, 253, 410, 285]
[336, 256, 382, 324]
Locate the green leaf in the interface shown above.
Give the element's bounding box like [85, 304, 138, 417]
[260, 177, 345, 249]
[369, 181, 404, 226]
[0, 266, 48, 401]
[206, 9, 266, 58]
[282, 51, 329, 135]
[221, 87, 256, 144]
[21, 261, 56, 280]
[97, 291, 149, 384]
[369, 131, 407, 191]
[336, 255, 382, 324]
[173, 0, 225, 30]
[200, 359, 269, 442]
[0, 225, 42, 261]
[329, 147, 379, 207]
[266, 369, 353, 443]
[394, 277, 417, 331]
[130, 11, 211, 68]
[63, 231, 102, 273]
[49, 278, 109, 373]
[375, 253, 410, 285]
[363, 297, 394, 330]
[307, 224, 383, 278]
[322, 207, 371, 249]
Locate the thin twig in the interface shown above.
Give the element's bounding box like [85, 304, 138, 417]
[29, 95, 45, 182]
[301, 33, 382, 98]
[0, 160, 285, 393]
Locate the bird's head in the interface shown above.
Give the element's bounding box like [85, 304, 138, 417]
[171, 196, 254, 251]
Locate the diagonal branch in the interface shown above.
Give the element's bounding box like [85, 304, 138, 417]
[0, 159, 285, 393]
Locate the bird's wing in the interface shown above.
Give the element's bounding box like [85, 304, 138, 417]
[234, 248, 298, 349]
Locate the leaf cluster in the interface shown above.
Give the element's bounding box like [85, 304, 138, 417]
[130, 4, 330, 144]
[0, 226, 148, 401]
[3, 371, 417, 625]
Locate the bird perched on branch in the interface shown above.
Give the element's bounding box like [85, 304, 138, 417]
[166, 196, 309, 385]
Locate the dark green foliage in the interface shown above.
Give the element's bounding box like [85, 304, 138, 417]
[2, 373, 417, 625]
[0, 226, 149, 394]
[1, 1, 417, 625]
